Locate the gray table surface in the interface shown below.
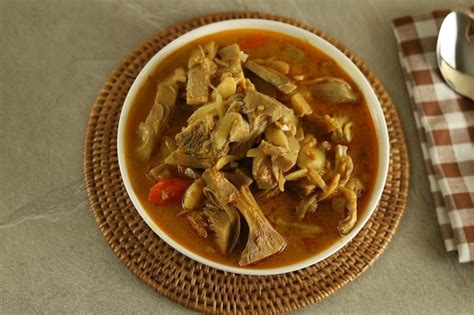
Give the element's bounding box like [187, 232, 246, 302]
[1, 0, 473, 313]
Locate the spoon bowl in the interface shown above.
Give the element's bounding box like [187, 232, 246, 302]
[436, 11, 474, 100]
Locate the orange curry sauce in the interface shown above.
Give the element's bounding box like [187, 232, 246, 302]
[124, 30, 378, 269]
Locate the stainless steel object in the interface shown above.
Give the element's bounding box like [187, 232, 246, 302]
[436, 11, 474, 100]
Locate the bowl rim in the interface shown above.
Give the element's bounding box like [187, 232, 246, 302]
[117, 19, 390, 276]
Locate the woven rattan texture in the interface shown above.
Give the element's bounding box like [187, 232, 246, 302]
[83, 12, 409, 314]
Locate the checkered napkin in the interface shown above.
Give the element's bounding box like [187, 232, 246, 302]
[392, 8, 474, 263]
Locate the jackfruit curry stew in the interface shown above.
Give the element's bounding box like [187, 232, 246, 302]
[125, 30, 378, 268]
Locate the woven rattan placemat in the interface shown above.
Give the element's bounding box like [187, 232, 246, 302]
[83, 11, 409, 314]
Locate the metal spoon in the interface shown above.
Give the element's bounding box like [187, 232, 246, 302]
[436, 11, 474, 100]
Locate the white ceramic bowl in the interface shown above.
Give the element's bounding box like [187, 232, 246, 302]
[117, 19, 390, 276]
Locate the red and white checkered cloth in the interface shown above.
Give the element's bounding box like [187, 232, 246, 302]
[392, 8, 474, 262]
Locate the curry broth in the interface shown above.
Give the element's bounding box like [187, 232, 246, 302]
[125, 30, 378, 269]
